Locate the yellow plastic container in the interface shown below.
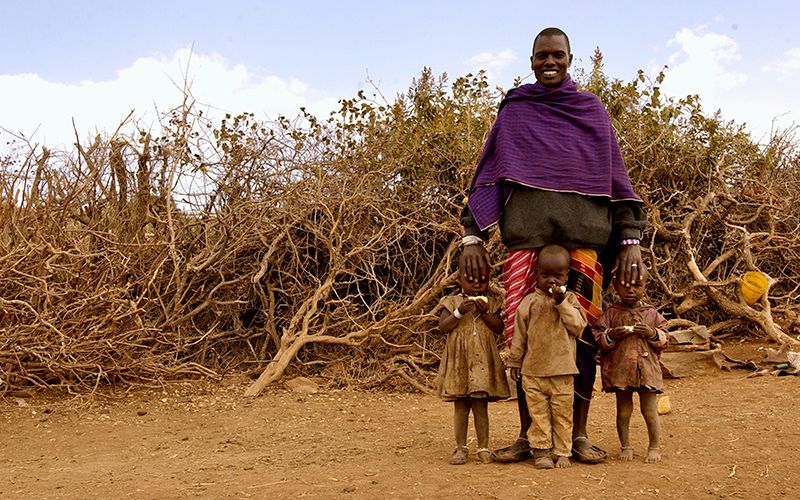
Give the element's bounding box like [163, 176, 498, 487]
[739, 271, 769, 305]
[657, 395, 671, 415]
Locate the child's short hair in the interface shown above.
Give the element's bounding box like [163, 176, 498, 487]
[538, 244, 570, 269]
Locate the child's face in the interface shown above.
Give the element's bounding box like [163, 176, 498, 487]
[614, 274, 646, 307]
[536, 252, 570, 294]
[460, 272, 489, 296]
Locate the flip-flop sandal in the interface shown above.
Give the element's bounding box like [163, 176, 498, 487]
[571, 437, 607, 464]
[492, 439, 532, 463]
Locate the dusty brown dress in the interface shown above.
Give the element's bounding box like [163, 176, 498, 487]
[592, 302, 669, 393]
[437, 295, 510, 401]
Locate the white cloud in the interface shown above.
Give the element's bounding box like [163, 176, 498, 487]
[652, 27, 797, 142]
[0, 48, 338, 150]
[661, 27, 746, 95]
[463, 49, 516, 79]
[763, 47, 800, 76]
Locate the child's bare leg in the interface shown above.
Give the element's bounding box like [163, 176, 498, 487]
[615, 390, 634, 460]
[640, 391, 662, 463]
[471, 398, 492, 463]
[450, 398, 470, 465]
[471, 398, 489, 449]
[454, 398, 470, 447]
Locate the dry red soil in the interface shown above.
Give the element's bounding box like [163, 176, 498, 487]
[2, 342, 798, 499]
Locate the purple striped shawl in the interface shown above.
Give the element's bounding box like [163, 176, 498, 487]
[467, 76, 642, 231]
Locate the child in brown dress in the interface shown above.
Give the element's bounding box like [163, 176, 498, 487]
[437, 270, 509, 465]
[592, 273, 668, 463]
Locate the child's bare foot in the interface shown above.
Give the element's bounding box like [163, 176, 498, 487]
[555, 456, 571, 468]
[619, 446, 634, 461]
[645, 448, 661, 463]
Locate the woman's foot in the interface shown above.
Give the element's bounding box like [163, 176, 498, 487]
[477, 448, 493, 464]
[449, 446, 468, 465]
[645, 448, 661, 463]
[555, 456, 571, 468]
[571, 436, 607, 463]
[619, 446, 634, 461]
[493, 438, 531, 462]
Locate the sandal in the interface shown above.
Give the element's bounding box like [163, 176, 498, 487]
[492, 438, 532, 463]
[571, 436, 607, 464]
[477, 448, 493, 464]
[449, 446, 468, 465]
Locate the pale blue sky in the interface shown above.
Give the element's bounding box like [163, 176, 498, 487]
[1, 0, 797, 147]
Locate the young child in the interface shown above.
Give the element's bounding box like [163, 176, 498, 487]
[437, 270, 509, 465]
[592, 272, 668, 463]
[507, 244, 587, 469]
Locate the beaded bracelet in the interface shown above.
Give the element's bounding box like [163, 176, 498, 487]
[462, 235, 484, 247]
[621, 238, 640, 246]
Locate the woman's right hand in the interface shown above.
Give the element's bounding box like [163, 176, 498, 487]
[461, 243, 490, 283]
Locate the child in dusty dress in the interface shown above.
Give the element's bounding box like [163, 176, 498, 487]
[507, 244, 587, 469]
[592, 272, 668, 463]
[437, 270, 509, 465]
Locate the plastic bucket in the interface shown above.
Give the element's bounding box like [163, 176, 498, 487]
[739, 271, 769, 305]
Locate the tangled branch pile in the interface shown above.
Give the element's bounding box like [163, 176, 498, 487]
[1, 58, 798, 395]
[587, 54, 800, 346]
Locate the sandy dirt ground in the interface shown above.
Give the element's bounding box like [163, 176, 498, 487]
[2, 342, 798, 499]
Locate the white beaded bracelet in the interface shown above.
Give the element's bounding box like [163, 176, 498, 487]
[462, 235, 484, 247]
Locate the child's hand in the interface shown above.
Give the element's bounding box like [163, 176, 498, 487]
[633, 324, 657, 339]
[509, 367, 521, 382]
[472, 296, 489, 315]
[458, 299, 477, 315]
[549, 285, 567, 304]
[607, 326, 634, 341]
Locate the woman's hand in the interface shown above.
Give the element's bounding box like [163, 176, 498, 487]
[461, 244, 490, 283]
[612, 244, 645, 286]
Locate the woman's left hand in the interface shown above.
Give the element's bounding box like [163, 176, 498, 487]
[613, 244, 645, 286]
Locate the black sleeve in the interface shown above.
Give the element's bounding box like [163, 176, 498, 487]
[611, 200, 646, 240]
[460, 204, 489, 240]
